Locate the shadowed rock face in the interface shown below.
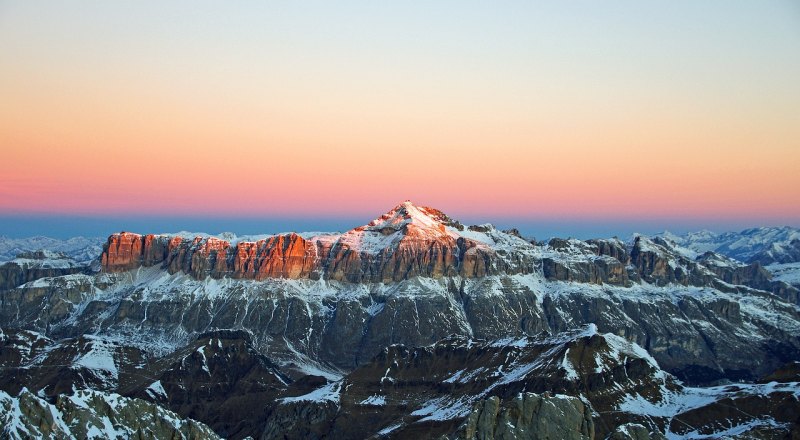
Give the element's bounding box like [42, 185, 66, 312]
[2, 322, 799, 439]
[254, 327, 800, 440]
[133, 330, 293, 439]
[0, 389, 221, 440]
[256, 327, 666, 440]
[99, 202, 529, 282]
[759, 361, 800, 383]
[7, 235, 800, 382]
[698, 253, 800, 305]
[0, 328, 295, 440]
[541, 254, 629, 285]
[456, 393, 594, 440]
[629, 237, 715, 287]
[0, 251, 87, 290]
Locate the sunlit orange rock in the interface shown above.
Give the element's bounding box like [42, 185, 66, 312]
[100, 202, 530, 282]
[101, 232, 144, 271]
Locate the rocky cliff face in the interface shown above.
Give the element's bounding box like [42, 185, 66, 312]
[252, 326, 800, 439]
[541, 238, 630, 285]
[100, 202, 528, 282]
[136, 330, 292, 439]
[456, 393, 594, 440]
[254, 326, 662, 439]
[101, 232, 146, 271]
[0, 251, 87, 290]
[696, 250, 800, 304]
[628, 237, 717, 287]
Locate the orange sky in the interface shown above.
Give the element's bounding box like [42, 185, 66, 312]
[1, 2, 799, 225]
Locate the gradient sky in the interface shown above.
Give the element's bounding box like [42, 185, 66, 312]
[1, 1, 799, 238]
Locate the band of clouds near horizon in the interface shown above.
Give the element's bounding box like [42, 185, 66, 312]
[1, 1, 799, 229]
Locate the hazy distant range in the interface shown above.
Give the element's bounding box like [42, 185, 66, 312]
[2, 213, 798, 241]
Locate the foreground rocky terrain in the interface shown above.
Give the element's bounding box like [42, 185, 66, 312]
[0, 388, 220, 439]
[1, 202, 799, 439]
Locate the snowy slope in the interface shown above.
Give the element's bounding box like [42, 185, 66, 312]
[0, 389, 220, 439]
[0, 236, 104, 264]
[660, 226, 800, 263]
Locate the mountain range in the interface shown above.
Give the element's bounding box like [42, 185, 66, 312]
[1, 202, 799, 439]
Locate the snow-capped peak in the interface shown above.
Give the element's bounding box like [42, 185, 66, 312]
[332, 201, 459, 253]
[363, 201, 451, 234]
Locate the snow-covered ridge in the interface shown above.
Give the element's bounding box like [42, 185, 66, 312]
[0, 236, 103, 264]
[767, 262, 800, 287]
[660, 226, 800, 264]
[4, 250, 84, 270]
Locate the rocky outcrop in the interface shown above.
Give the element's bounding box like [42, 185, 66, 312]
[101, 232, 324, 279]
[0, 251, 87, 290]
[666, 387, 800, 438]
[268, 326, 680, 439]
[0, 330, 147, 396]
[699, 253, 771, 285]
[759, 361, 800, 383]
[542, 256, 628, 285]
[629, 237, 718, 287]
[540, 238, 629, 285]
[136, 330, 292, 439]
[0, 389, 220, 439]
[698, 252, 800, 304]
[587, 238, 630, 262]
[260, 397, 340, 440]
[0, 274, 98, 331]
[457, 393, 594, 440]
[607, 424, 666, 440]
[0, 328, 291, 440]
[100, 231, 503, 282]
[100, 232, 147, 271]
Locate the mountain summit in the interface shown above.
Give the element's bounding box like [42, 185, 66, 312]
[335, 201, 466, 253]
[363, 201, 454, 234]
